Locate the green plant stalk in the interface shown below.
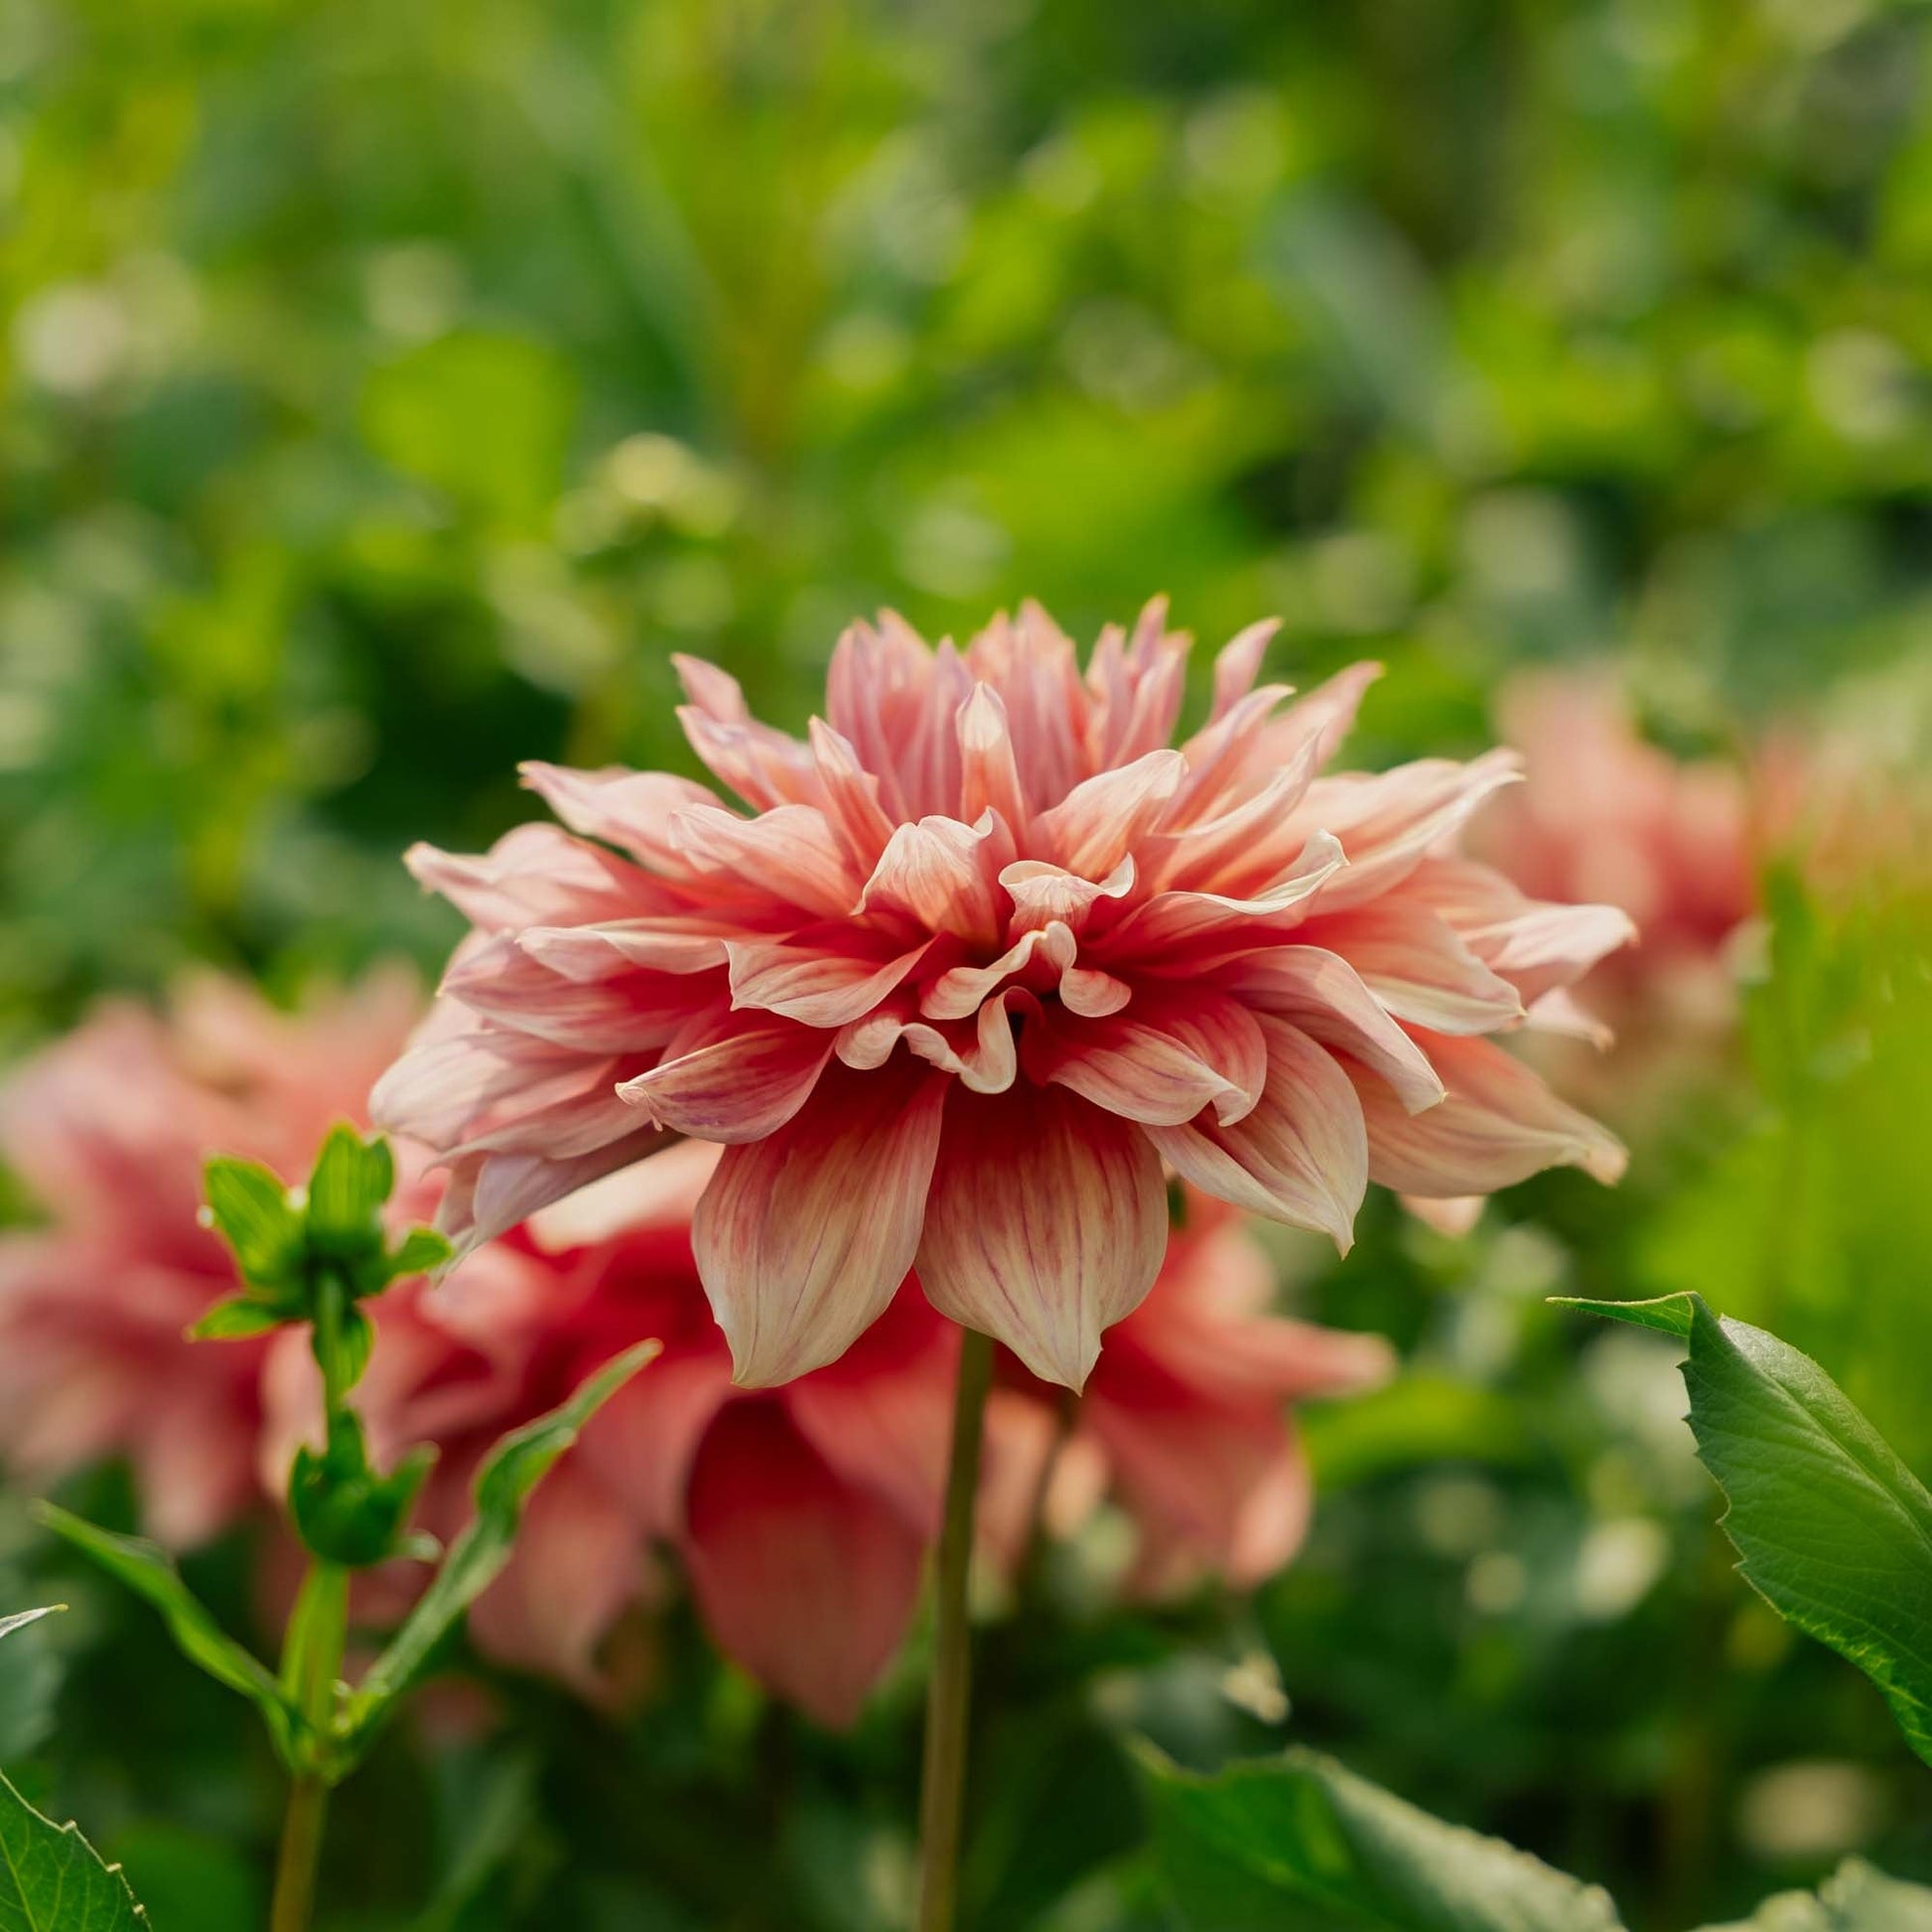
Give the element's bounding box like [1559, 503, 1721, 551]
[272, 1269, 355, 1932]
[916, 1326, 994, 1932]
[271, 1562, 347, 1932]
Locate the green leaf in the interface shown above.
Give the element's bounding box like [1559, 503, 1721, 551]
[1549, 1293, 1696, 1340]
[304, 1125, 392, 1268]
[200, 1157, 301, 1291]
[36, 1505, 307, 1769]
[1699, 1857, 1932, 1929]
[0, 1611, 63, 1647]
[187, 1296, 287, 1342]
[0, 1772, 148, 1930]
[380, 1226, 452, 1287]
[289, 1411, 437, 1570]
[337, 1340, 659, 1763]
[1139, 1742, 1627, 1931]
[1559, 1293, 1932, 1767]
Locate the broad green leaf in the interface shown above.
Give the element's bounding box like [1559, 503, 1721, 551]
[1560, 1293, 1932, 1766]
[0, 1774, 148, 1931]
[36, 1506, 306, 1769]
[1699, 1857, 1932, 1929]
[200, 1157, 301, 1291]
[338, 1339, 659, 1763]
[304, 1125, 392, 1267]
[1139, 1742, 1627, 1931]
[289, 1411, 437, 1570]
[0, 1612, 62, 1647]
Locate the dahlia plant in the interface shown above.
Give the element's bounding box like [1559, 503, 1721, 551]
[375, 599, 1633, 1928]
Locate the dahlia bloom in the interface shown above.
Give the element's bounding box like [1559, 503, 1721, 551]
[0, 974, 419, 1546]
[377, 602, 1631, 1388]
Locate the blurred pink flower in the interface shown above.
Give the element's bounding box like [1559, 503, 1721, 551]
[1472, 669, 1758, 1121]
[377, 603, 1631, 1390]
[0, 973, 419, 1547]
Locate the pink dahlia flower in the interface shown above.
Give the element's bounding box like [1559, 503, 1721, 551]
[376, 603, 1631, 1389]
[0, 973, 419, 1547]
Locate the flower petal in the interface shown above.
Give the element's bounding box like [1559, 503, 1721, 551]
[1297, 900, 1526, 1035]
[1209, 947, 1446, 1113]
[725, 930, 929, 1026]
[862, 814, 1009, 943]
[1348, 1033, 1627, 1196]
[1146, 1016, 1366, 1250]
[617, 1013, 833, 1142]
[915, 1085, 1167, 1389]
[1031, 749, 1185, 878]
[1023, 990, 1269, 1128]
[672, 802, 865, 919]
[683, 1400, 925, 1727]
[693, 1061, 946, 1386]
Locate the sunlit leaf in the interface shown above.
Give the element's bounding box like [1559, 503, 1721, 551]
[0, 1775, 149, 1931]
[1558, 1292, 1932, 1766]
[200, 1157, 301, 1292]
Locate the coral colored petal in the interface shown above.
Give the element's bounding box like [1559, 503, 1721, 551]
[516, 918, 736, 981]
[1101, 832, 1347, 958]
[405, 825, 647, 930]
[693, 1061, 946, 1386]
[1210, 947, 1445, 1114]
[1031, 749, 1186, 878]
[1349, 1033, 1627, 1196]
[683, 1401, 925, 1727]
[862, 814, 1009, 943]
[807, 718, 899, 871]
[519, 761, 721, 878]
[1023, 991, 1268, 1128]
[956, 684, 1031, 830]
[1147, 1016, 1366, 1250]
[439, 1124, 676, 1252]
[916, 1086, 1167, 1389]
[1207, 618, 1283, 722]
[617, 1014, 832, 1142]
[1406, 858, 1638, 1006]
[725, 930, 929, 1026]
[1297, 900, 1526, 1035]
[671, 802, 864, 918]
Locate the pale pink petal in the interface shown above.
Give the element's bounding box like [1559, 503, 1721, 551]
[807, 718, 898, 871]
[862, 814, 1009, 944]
[682, 1401, 925, 1727]
[519, 761, 721, 879]
[671, 802, 864, 919]
[673, 654, 819, 810]
[1287, 750, 1522, 912]
[999, 856, 1136, 936]
[1349, 1034, 1627, 1196]
[693, 1062, 946, 1386]
[1147, 1016, 1366, 1250]
[1402, 1193, 1485, 1237]
[725, 930, 930, 1026]
[1207, 617, 1282, 722]
[526, 1139, 725, 1251]
[1030, 749, 1185, 878]
[404, 825, 647, 930]
[1522, 987, 1614, 1048]
[617, 1013, 832, 1142]
[1209, 948, 1445, 1113]
[443, 937, 698, 1052]
[957, 685, 1030, 830]
[1296, 900, 1525, 1035]
[1140, 734, 1323, 896]
[1023, 991, 1268, 1128]
[437, 1123, 675, 1253]
[1100, 832, 1347, 959]
[515, 918, 737, 981]
[915, 1085, 1168, 1389]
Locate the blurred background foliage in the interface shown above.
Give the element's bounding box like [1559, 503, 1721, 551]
[3, 0, 1932, 1926]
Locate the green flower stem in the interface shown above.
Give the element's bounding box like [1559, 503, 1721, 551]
[273, 1278, 355, 1932]
[271, 1562, 347, 1932]
[916, 1326, 995, 1932]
